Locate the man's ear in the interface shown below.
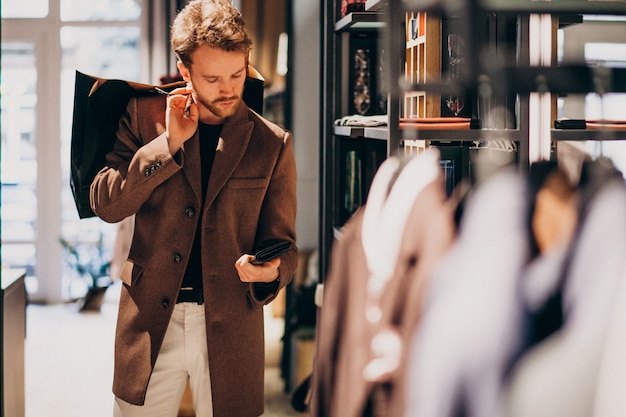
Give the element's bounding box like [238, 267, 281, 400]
[177, 61, 191, 82]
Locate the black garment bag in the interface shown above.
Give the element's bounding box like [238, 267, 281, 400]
[70, 67, 264, 219]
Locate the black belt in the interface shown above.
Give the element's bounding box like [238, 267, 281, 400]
[176, 287, 204, 305]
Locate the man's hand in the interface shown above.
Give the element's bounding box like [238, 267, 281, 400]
[165, 86, 199, 155]
[235, 254, 281, 284]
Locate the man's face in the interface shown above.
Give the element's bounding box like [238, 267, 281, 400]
[179, 45, 247, 123]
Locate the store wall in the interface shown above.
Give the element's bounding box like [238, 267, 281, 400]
[238, 0, 320, 253]
[240, 0, 287, 90]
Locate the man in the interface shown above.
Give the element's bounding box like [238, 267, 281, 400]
[89, 1, 298, 416]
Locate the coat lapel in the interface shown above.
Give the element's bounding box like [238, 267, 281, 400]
[204, 104, 254, 208]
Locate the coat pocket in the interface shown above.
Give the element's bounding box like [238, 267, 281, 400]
[119, 260, 143, 286]
[224, 177, 267, 189]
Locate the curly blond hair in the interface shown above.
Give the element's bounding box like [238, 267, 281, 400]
[171, 0, 252, 67]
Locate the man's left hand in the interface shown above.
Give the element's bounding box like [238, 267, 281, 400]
[235, 255, 280, 283]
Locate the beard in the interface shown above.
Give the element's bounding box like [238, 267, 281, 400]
[195, 93, 242, 120]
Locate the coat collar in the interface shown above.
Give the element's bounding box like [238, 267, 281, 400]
[181, 103, 254, 207]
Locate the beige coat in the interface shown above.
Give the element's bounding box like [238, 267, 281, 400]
[310, 153, 455, 417]
[90, 95, 297, 416]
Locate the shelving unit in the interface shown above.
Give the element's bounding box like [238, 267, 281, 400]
[320, 0, 626, 278]
[403, 11, 441, 118]
[320, 0, 389, 277]
[396, 0, 626, 145]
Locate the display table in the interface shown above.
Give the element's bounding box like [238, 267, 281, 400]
[1, 269, 27, 417]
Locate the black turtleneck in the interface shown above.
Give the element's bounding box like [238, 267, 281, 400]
[181, 122, 222, 289]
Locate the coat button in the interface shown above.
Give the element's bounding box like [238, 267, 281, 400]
[172, 253, 182, 263]
[185, 207, 195, 217]
[162, 297, 170, 308]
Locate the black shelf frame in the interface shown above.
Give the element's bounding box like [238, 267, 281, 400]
[552, 129, 626, 141]
[400, 0, 626, 15]
[334, 11, 385, 31]
[320, 0, 625, 281]
[320, 3, 391, 278]
[478, 0, 626, 15]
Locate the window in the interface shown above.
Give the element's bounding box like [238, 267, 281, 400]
[1, 0, 48, 18]
[1, 0, 148, 301]
[583, 41, 626, 174]
[558, 19, 626, 175]
[1, 42, 38, 279]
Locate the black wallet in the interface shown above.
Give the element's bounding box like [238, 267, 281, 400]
[554, 119, 587, 129]
[250, 240, 292, 265]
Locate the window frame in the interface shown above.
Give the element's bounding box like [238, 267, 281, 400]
[1, 0, 157, 302]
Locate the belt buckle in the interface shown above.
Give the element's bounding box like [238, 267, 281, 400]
[177, 287, 204, 305]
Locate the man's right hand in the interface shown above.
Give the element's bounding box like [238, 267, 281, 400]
[166, 86, 199, 155]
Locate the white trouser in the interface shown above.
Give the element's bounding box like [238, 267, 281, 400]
[114, 303, 213, 417]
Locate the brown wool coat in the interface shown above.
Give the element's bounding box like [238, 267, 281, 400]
[90, 96, 298, 417]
